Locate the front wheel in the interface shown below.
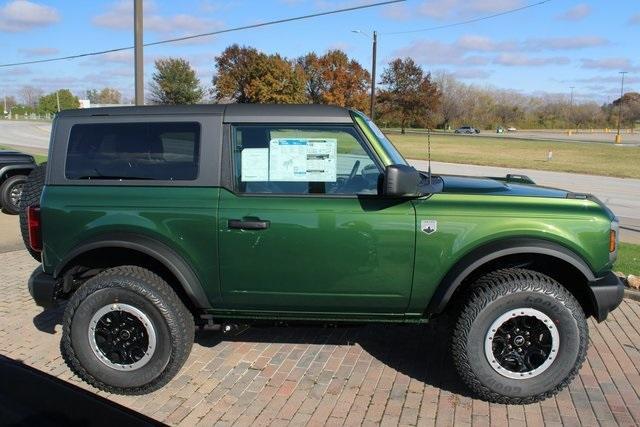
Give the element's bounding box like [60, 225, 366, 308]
[61, 266, 195, 395]
[452, 268, 588, 404]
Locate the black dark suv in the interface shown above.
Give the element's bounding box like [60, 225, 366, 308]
[0, 150, 36, 214]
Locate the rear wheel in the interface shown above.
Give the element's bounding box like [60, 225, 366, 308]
[19, 163, 46, 261]
[451, 268, 588, 404]
[1, 175, 27, 215]
[61, 266, 194, 395]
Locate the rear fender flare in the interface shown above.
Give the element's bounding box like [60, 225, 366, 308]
[53, 233, 211, 309]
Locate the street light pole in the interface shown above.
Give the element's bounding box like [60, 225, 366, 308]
[134, 0, 144, 106]
[56, 90, 60, 112]
[616, 71, 627, 144]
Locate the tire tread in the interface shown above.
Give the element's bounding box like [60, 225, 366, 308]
[61, 265, 195, 395]
[451, 267, 588, 404]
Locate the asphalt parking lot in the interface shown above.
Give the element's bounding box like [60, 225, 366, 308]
[2, 241, 640, 425]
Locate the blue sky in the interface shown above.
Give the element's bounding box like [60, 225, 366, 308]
[0, 0, 638, 103]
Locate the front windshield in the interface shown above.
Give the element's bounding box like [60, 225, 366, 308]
[353, 111, 408, 166]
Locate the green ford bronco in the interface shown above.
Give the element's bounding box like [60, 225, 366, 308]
[24, 104, 623, 403]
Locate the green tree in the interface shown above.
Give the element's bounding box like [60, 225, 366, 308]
[86, 87, 121, 104]
[37, 89, 80, 114]
[377, 58, 441, 133]
[149, 58, 203, 105]
[213, 44, 306, 104]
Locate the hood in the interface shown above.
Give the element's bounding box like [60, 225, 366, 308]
[439, 175, 568, 198]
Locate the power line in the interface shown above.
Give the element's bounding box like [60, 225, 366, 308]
[0, 0, 404, 68]
[382, 0, 552, 35]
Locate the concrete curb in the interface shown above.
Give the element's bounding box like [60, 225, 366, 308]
[624, 288, 640, 303]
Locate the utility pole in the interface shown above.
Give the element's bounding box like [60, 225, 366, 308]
[56, 90, 60, 112]
[569, 86, 574, 131]
[615, 71, 627, 144]
[134, 0, 144, 106]
[370, 31, 377, 120]
[351, 30, 377, 120]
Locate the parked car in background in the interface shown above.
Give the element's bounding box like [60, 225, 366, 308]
[454, 126, 480, 134]
[507, 126, 517, 132]
[0, 150, 36, 214]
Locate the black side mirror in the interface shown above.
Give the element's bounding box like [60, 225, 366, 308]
[383, 165, 420, 197]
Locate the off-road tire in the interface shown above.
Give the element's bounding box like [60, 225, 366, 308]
[452, 268, 588, 404]
[61, 266, 195, 395]
[19, 163, 46, 261]
[1, 174, 27, 215]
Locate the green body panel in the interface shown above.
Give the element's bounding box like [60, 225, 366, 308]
[40, 186, 222, 305]
[216, 189, 416, 316]
[408, 193, 613, 313]
[40, 184, 613, 321]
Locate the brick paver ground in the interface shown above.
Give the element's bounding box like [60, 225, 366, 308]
[2, 249, 640, 426]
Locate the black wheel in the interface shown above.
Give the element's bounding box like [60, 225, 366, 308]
[1, 175, 27, 215]
[451, 268, 588, 404]
[19, 163, 46, 261]
[61, 266, 195, 395]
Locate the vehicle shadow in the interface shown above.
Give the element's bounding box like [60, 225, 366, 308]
[32, 305, 471, 398]
[194, 317, 472, 398]
[32, 304, 65, 334]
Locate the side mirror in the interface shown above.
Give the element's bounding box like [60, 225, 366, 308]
[383, 165, 420, 197]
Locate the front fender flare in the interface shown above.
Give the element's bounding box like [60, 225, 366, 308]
[426, 237, 596, 315]
[53, 232, 212, 309]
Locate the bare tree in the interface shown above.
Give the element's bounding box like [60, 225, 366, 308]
[19, 85, 44, 109]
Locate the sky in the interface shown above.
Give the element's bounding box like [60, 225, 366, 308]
[0, 0, 638, 104]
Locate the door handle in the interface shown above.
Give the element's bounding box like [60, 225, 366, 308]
[228, 218, 270, 230]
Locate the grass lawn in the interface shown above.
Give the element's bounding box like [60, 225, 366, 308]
[616, 243, 640, 276]
[387, 133, 640, 179]
[0, 145, 47, 164]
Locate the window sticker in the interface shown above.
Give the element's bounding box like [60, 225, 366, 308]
[268, 138, 337, 182]
[241, 148, 269, 181]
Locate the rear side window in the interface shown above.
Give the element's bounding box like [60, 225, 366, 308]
[66, 122, 200, 181]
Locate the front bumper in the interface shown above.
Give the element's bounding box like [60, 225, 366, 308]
[589, 271, 624, 322]
[28, 266, 59, 308]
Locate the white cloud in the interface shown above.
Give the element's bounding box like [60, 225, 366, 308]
[456, 35, 517, 52]
[524, 36, 608, 51]
[18, 46, 59, 57]
[628, 13, 640, 26]
[493, 54, 570, 66]
[452, 68, 492, 79]
[93, 0, 223, 35]
[557, 3, 591, 21]
[418, 0, 522, 20]
[0, 0, 59, 32]
[580, 58, 640, 72]
[391, 39, 490, 66]
[382, 3, 411, 21]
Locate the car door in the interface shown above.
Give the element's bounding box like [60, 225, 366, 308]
[217, 123, 416, 315]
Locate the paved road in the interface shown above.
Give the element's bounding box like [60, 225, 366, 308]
[1, 120, 638, 243]
[2, 249, 640, 425]
[400, 128, 640, 146]
[0, 120, 51, 153]
[0, 214, 23, 253]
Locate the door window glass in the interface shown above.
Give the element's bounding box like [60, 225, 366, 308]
[233, 125, 380, 195]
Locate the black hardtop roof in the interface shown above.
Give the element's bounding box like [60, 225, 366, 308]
[56, 103, 355, 123]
